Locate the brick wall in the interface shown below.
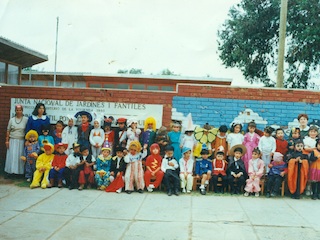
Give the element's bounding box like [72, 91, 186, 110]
[1, 83, 320, 168]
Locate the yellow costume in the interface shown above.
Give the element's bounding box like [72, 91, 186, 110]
[30, 143, 54, 189]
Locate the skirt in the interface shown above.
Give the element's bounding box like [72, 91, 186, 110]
[5, 138, 25, 174]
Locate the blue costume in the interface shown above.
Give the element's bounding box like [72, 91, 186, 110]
[25, 115, 50, 136]
[24, 142, 40, 179]
[95, 155, 112, 187]
[168, 131, 181, 161]
[195, 159, 212, 175]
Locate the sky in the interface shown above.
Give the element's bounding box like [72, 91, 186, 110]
[0, 0, 257, 86]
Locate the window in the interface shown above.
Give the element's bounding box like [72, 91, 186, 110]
[0, 62, 6, 83]
[8, 64, 19, 85]
[89, 83, 101, 88]
[161, 86, 174, 91]
[103, 84, 116, 89]
[61, 82, 73, 87]
[33, 80, 46, 86]
[147, 85, 159, 90]
[132, 84, 145, 90]
[117, 84, 129, 89]
[74, 82, 86, 88]
[21, 80, 32, 86]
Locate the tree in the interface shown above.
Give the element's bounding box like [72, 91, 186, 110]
[218, 0, 320, 88]
[160, 68, 178, 76]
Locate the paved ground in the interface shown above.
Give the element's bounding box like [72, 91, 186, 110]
[0, 178, 320, 240]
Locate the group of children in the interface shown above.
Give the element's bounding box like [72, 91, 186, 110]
[20, 111, 320, 200]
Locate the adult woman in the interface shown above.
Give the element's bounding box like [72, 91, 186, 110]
[5, 104, 28, 177]
[25, 103, 50, 135]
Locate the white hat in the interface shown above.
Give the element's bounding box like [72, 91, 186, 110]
[127, 118, 138, 127]
[183, 113, 195, 132]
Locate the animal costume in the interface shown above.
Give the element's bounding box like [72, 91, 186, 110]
[89, 118, 105, 158]
[30, 143, 54, 189]
[242, 132, 260, 171]
[124, 141, 147, 192]
[155, 126, 169, 157]
[144, 144, 164, 191]
[244, 158, 264, 193]
[49, 143, 68, 187]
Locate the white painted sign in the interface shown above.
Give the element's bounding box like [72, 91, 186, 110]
[10, 98, 163, 128]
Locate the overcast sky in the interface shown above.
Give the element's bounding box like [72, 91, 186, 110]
[0, 0, 257, 86]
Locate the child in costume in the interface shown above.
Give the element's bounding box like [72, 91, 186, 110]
[76, 111, 93, 150]
[95, 146, 112, 190]
[266, 152, 287, 198]
[155, 126, 169, 157]
[288, 127, 301, 153]
[21, 130, 40, 182]
[114, 118, 127, 151]
[38, 124, 55, 150]
[89, 118, 104, 158]
[48, 143, 68, 188]
[179, 147, 194, 193]
[195, 148, 212, 195]
[126, 118, 141, 150]
[227, 122, 244, 155]
[106, 146, 127, 193]
[144, 143, 164, 192]
[275, 128, 288, 156]
[64, 143, 83, 190]
[244, 148, 265, 197]
[161, 145, 180, 196]
[227, 144, 247, 195]
[242, 121, 260, 171]
[258, 126, 276, 173]
[180, 113, 197, 156]
[30, 143, 54, 189]
[211, 125, 228, 158]
[287, 140, 309, 199]
[61, 115, 78, 155]
[211, 147, 228, 193]
[103, 116, 114, 154]
[303, 126, 318, 154]
[52, 120, 64, 144]
[78, 145, 96, 190]
[309, 139, 320, 200]
[193, 123, 215, 158]
[168, 120, 182, 161]
[141, 117, 157, 155]
[124, 141, 147, 194]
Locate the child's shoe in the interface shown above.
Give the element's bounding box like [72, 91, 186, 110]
[244, 192, 249, 197]
[266, 192, 271, 198]
[100, 185, 106, 191]
[270, 192, 277, 197]
[78, 184, 84, 190]
[147, 186, 153, 192]
[58, 180, 63, 188]
[174, 189, 180, 196]
[255, 192, 260, 197]
[138, 189, 144, 193]
[167, 189, 172, 196]
[26, 178, 31, 182]
[41, 183, 47, 189]
[182, 188, 186, 193]
[186, 190, 191, 194]
[116, 188, 122, 193]
[87, 184, 91, 189]
[200, 188, 206, 195]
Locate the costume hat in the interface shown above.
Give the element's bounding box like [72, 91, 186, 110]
[183, 113, 195, 132]
[182, 147, 191, 155]
[115, 146, 126, 152]
[70, 143, 81, 150]
[74, 111, 93, 122]
[116, 118, 127, 124]
[54, 142, 68, 151]
[43, 143, 54, 153]
[229, 144, 247, 156]
[25, 130, 39, 141]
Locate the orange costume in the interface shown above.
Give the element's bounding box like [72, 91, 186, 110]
[211, 134, 228, 158]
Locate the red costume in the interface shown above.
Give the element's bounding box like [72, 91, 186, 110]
[276, 138, 288, 156]
[51, 154, 67, 169]
[144, 144, 164, 189]
[212, 158, 227, 176]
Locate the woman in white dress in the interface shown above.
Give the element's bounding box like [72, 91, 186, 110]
[4, 104, 28, 178]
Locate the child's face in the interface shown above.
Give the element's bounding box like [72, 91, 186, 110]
[299, 117, 308, 126]
[68, 119, 74, 127]
[264, 131, 270, 137]
[186, 131, 193, 136]
[183, 151, 191, 159]
[74, 147, 80, 153]
[82, 149, 89, 157]
[45, 149, 52, 155]
[201, 154, 209, 160]
[81, 115, 88, 124]
[295, 143, 304, 152]
[102, 149, 110, 157]
[116, 151, 124, 158]
[28, 135, 36, 142]
[173, 126, 180, 132]
[119, 123, 125, 129]
[129, 148, 137, 155]
[234, 125, 241, 133]
[42, 130, 49, 136]
[292, 131, 300, 139]
[219, 132, 226, 137]
[216, 154, 224, 160]
[148, 123, 153, 130]
[38, 106, 45, 115]
[152, 148, 159, 155]
[57, 146, 65, 154]
[94, 121, 100, 128]
[248, 126, 255, 133]
[276, 130, 284, 140]
[309, 129, 318, 139]
[104, 126, 111, 131]
[131, 122, 137, 129]
[234, 151, 242, 159]
[165, 150, 174, 158]
[252, 152, 260, 159]
[56, 123, 63, 131]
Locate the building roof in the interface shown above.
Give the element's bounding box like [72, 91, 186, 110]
[0, 36, 48, 68]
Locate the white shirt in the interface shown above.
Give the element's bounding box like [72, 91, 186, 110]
[161, 155, 179, 172]
[258, 136, 276, 154]
[227, 133, 244, 149]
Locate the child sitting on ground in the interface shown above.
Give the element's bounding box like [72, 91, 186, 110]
[266, 152, 287, 198]
[78, 145, 96, 190]
[179, 147, 194, 193]
[95, 146, 112, 190]
[30, 143, 54, 189]
[227, 144, 247, 195]
[144, 143, 164, 192]
[161, 145, 180, 196]
[211, 147, 228, 193]
[244, 148, 265, 197]
[48, 143, 68, 188]
[195, 148, 212, 195]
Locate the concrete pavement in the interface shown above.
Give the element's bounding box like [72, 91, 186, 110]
[0, 181, 320, 240]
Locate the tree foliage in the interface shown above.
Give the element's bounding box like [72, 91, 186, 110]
[218, 0, 320, 88]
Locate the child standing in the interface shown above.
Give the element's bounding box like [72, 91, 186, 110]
[211, 125, 228, 158]
[64, 143, 83, 190]
[288, 127, 301, 153]
[103, 116, 115, 154]
[76, 111, 93, 150]
[258, 126, 276, 173]
[227, 122, 244, 155]
[89, 118, 104, 159]
[78, 146, 96, 190]
[303, 126, 318, 154]
[126, 118, 141, 150]
[124, 141, 147, 193]
[275, 128, 288, 156]
[141, 117, 157, 155]
[61, 115, 78, 155]
[244, 148, 265, 197]
[195, 148, 212, 195]
[30, 143, 54, 189]
[52, 120, 64, 144]
[38, 124, 55, 150]
[242, 121, 260, 171]
[161, 145, 180, 196]
[48, 143, 68, 188]
[308, 139, 320, 200]
[114, 118, 127, 151]
[144, 143, 164, 192]
[168, 121, 182, 162]
[266, 152, 287, 198]
[211, 148, 228, 193]
[227, 144, 247, 195]
[180, 129, 197, 157]
[287, 140, 309, 199]
[179, 147, 194, 193]
[21, 130, 40, 182]
[95, 146, 112, 190]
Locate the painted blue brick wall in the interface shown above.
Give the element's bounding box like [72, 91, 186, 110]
[173, 96, 320, 129]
